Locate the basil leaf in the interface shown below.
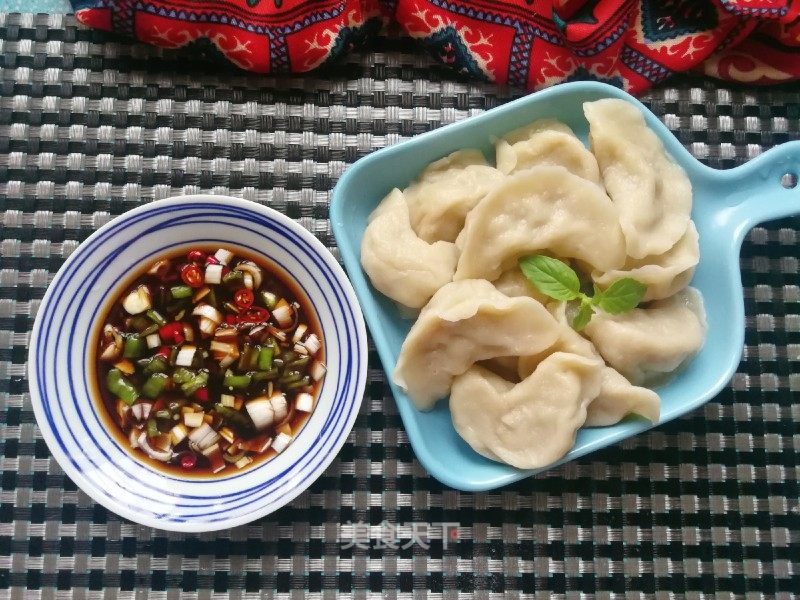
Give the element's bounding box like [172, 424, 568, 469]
[595, 278, 647, 314]
[572, 302, 593, 331]
[591, 282, 603, 304]
[518, 255, 580, 301]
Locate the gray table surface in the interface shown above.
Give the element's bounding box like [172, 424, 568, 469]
[0, 12, 798, 599]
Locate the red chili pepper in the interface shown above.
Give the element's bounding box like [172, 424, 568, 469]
[221, 266, 231, 277]
[156, 346, 171, 359]
[187, 250, 206, 263]
[159, 322, 184, 344]
[225, 314, 239, 326]
[234, 288, 254, 310]
[151, 398, 166, 413]
[194, 387, 209, 402]
[205, 255, 220, 266]
[242, 307, 270, 323]
[180, 263, 203, 288]
[180, 453, 197, 469]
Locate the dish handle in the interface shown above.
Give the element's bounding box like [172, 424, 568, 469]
[706, 140, 800, 241]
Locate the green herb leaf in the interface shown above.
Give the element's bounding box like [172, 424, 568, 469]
[572, 301, 594, 331]
[595, 278, 647, 314]
[591, 283, 603, 304]
[518, 255, 580, 302]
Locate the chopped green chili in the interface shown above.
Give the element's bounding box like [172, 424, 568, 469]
[142, 373, 169, 399]
[107, 368, 139, 405]
[170, 285, 193, 299]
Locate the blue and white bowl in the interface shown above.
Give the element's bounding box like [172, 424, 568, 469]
[28, 195, 368, 532]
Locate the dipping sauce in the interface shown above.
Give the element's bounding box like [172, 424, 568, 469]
[93, 247, 326, 476]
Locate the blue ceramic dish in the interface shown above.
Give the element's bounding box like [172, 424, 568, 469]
[331, 81, 800, 492]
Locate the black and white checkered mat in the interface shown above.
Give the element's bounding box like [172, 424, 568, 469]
[0, 13, 798, 598]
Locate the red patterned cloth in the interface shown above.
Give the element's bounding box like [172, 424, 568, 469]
[71, 0, 800, 93]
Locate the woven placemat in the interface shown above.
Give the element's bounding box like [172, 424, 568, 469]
[0, 12, 798, 598]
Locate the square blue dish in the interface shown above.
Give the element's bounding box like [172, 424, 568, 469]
[330, 81, 800, 491]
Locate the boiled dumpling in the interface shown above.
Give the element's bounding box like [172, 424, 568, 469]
[360, 188, 458, 309]
[479, 356, 521, 382]
[517, 303, 596, 376]
[449, 353, 603, 469]
[517, 302, 660, 426]
[585, 368, 660, 427]
[393, 279, 561, 410]
[592, 222, 699, 302]
[584, 99, 692, 259]
[492, 268, 550, 305]
[403, 149, 504, 243]
[495, 119, 601, 182]
[583, 287, 706, 386]
[454, 166, 626, 281]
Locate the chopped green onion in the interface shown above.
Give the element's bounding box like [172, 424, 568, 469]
[170, 285, 193, 299]
[142, 355, 169, 374]
[172, 367, 195, 385]
[251, 368, 279, 381]
[286, 376, 311, 390]
[222, 270, 244, 287]
[281, 350, 298, 364]
[260, 290, 278, 309]
[146, 418, 159, 438]
[122, 335, 145, 359]
[155, 410, 171, 420]
[288, 355, 310, 369]
[146, 309, 167, 326]
[214, 404, 253, 431]
[223, 373, 252, 389]
[257, 346, 274, 371]
[142, 372, 169, 399]
[140, 323, 159, 337]
[128, 315, 151, 333]
[107, 368, 139, 405]
[181, 371, 209, 396]
[279, 370, 303, 384]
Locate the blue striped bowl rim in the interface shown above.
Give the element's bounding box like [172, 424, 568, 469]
[28, 195, 368, 532]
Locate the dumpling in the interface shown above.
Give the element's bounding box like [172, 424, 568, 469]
[403, 149, 504, 243]
[449, 353, 603, 469]
[454, 166, 626, 281]
[479, 356, 521, 382]
[517, 302, 660, 426]
[360, 188, 458, 309]
[585, 368, 660, 427]
[393, 279, 561, 410]
[584, 99, 692, 259]
[495, 119, 601, 182]
[583, 287, 706, 386]
[592, 222, 699, 302]
[517, 306, 596, 377]
[492, 268, 550, 305]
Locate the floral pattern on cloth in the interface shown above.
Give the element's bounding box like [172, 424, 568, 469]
[71, 0, 800, 93]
